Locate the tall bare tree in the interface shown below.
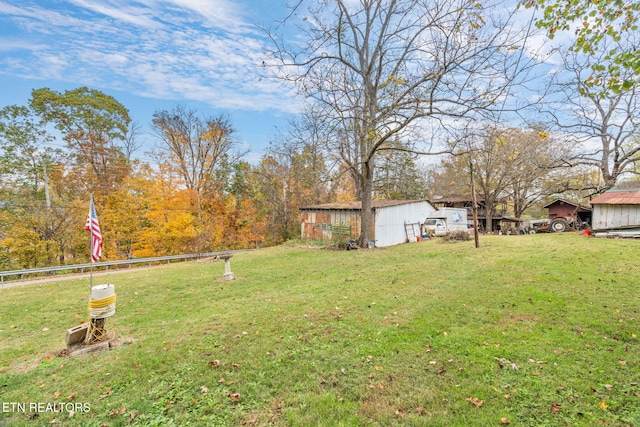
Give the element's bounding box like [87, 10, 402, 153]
[268, 0, 540, 246]
[542, 37, 640, 190]
[151, 105, 242, 218]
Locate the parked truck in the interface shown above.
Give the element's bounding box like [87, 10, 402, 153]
[423, 207, 469, 237]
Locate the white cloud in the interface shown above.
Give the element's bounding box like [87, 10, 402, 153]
[66, 0, 162, 29]
[0, 0, 299, 116]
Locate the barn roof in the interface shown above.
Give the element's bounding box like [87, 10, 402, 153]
[590, 181, 640, 205]
[542, 198, 591, 211]
[301, 199, 433, 211]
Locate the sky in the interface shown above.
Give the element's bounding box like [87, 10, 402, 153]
[0, 0, 299, 163]
[0, 0, 578, 168]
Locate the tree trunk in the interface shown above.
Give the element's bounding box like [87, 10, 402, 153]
[358, 162, 374, 247]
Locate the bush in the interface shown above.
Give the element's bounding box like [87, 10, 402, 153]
[443, 230, 471, 242]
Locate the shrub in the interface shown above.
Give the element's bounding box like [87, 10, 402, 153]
[443, 230, 471, 242]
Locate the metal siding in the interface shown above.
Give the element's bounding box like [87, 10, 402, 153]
[300, 201, 436, 245]
[593, 204, 640, 230]
[374, 201, 437, 247]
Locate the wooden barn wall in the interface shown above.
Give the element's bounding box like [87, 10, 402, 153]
[592, 204, 640, 230]
[300, 209, 365, 241]
[548, 202, 579, 219]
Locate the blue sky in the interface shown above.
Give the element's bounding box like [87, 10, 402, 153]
[0, 0, 299, 163]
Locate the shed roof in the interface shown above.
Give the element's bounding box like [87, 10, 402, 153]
[301, 199, 433, 211]
[542, 198, 591, 211]
[590, 181, 640, 205]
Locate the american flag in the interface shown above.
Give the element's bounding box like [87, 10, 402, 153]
[85, 197, 103, 262]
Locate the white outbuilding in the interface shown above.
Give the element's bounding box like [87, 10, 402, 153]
[300, 200, 437, 247]
[590, 181, 640, 232]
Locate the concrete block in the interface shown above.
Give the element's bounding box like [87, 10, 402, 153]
[65, 324, 89, 347]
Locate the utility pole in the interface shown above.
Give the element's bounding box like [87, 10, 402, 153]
[470, 160, 480, 248]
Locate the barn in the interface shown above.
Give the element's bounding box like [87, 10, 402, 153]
[543, 198, 592, 224]
[590, 181, 640, 232]
[300, 200, 437, 247]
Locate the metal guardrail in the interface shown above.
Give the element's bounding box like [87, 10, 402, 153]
[0, 250, 249, 284]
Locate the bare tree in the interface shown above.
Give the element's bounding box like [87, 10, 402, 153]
[151, 105, 243, 218]
[123, 120, 143, 162]
[268, 0, 540, 246]
[541, 35, 640, 190]
[432, 125, 572, 230]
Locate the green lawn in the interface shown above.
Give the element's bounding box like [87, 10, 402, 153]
[1, 234, 639, 426]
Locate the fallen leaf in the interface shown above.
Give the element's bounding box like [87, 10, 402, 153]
[599, 401, 608, 410]
[54, 391, 61, 399]
[209, 360, 220, 368]
[501, 417, 510, 424]
[604, 384, 613, 390]
[466, 397, 484, 408]
[67, 392, 76, 400]
[417, 407, 424, 415]
[550, 404, 560, 413]
[200, 386, 208, 393]
[218, 377, 226, 383]
[231, 363, 240, 369]
[126, 412, 138, 425]
[98, 387, 112, 400]
[227, 391, 241, 402]
[618, 360, 627, 366]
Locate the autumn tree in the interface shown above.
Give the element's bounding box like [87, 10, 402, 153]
[432, 125, 571, 230]
[503, 127, 575, 217]
[30, 87, 132, 193]
[268, 0, 540, 246]
[275, 111, 336, 204]
[252, 155, 296, 243]
[0, 104, 72, 267]
[151, 106, 243, 217]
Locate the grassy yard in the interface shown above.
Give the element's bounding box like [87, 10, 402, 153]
[0, 234, 639, 426]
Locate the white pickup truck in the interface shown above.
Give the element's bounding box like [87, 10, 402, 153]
[423, 208, 469, 237]
[423, 218, 449, 236]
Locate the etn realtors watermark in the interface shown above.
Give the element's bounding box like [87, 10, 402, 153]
[2, 401, 91, 414]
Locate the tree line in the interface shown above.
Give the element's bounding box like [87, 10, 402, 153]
[2, 0, 640, 268]
[0, 87, 429, 270]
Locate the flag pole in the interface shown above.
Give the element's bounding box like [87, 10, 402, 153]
[89, 195, 94, 294]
